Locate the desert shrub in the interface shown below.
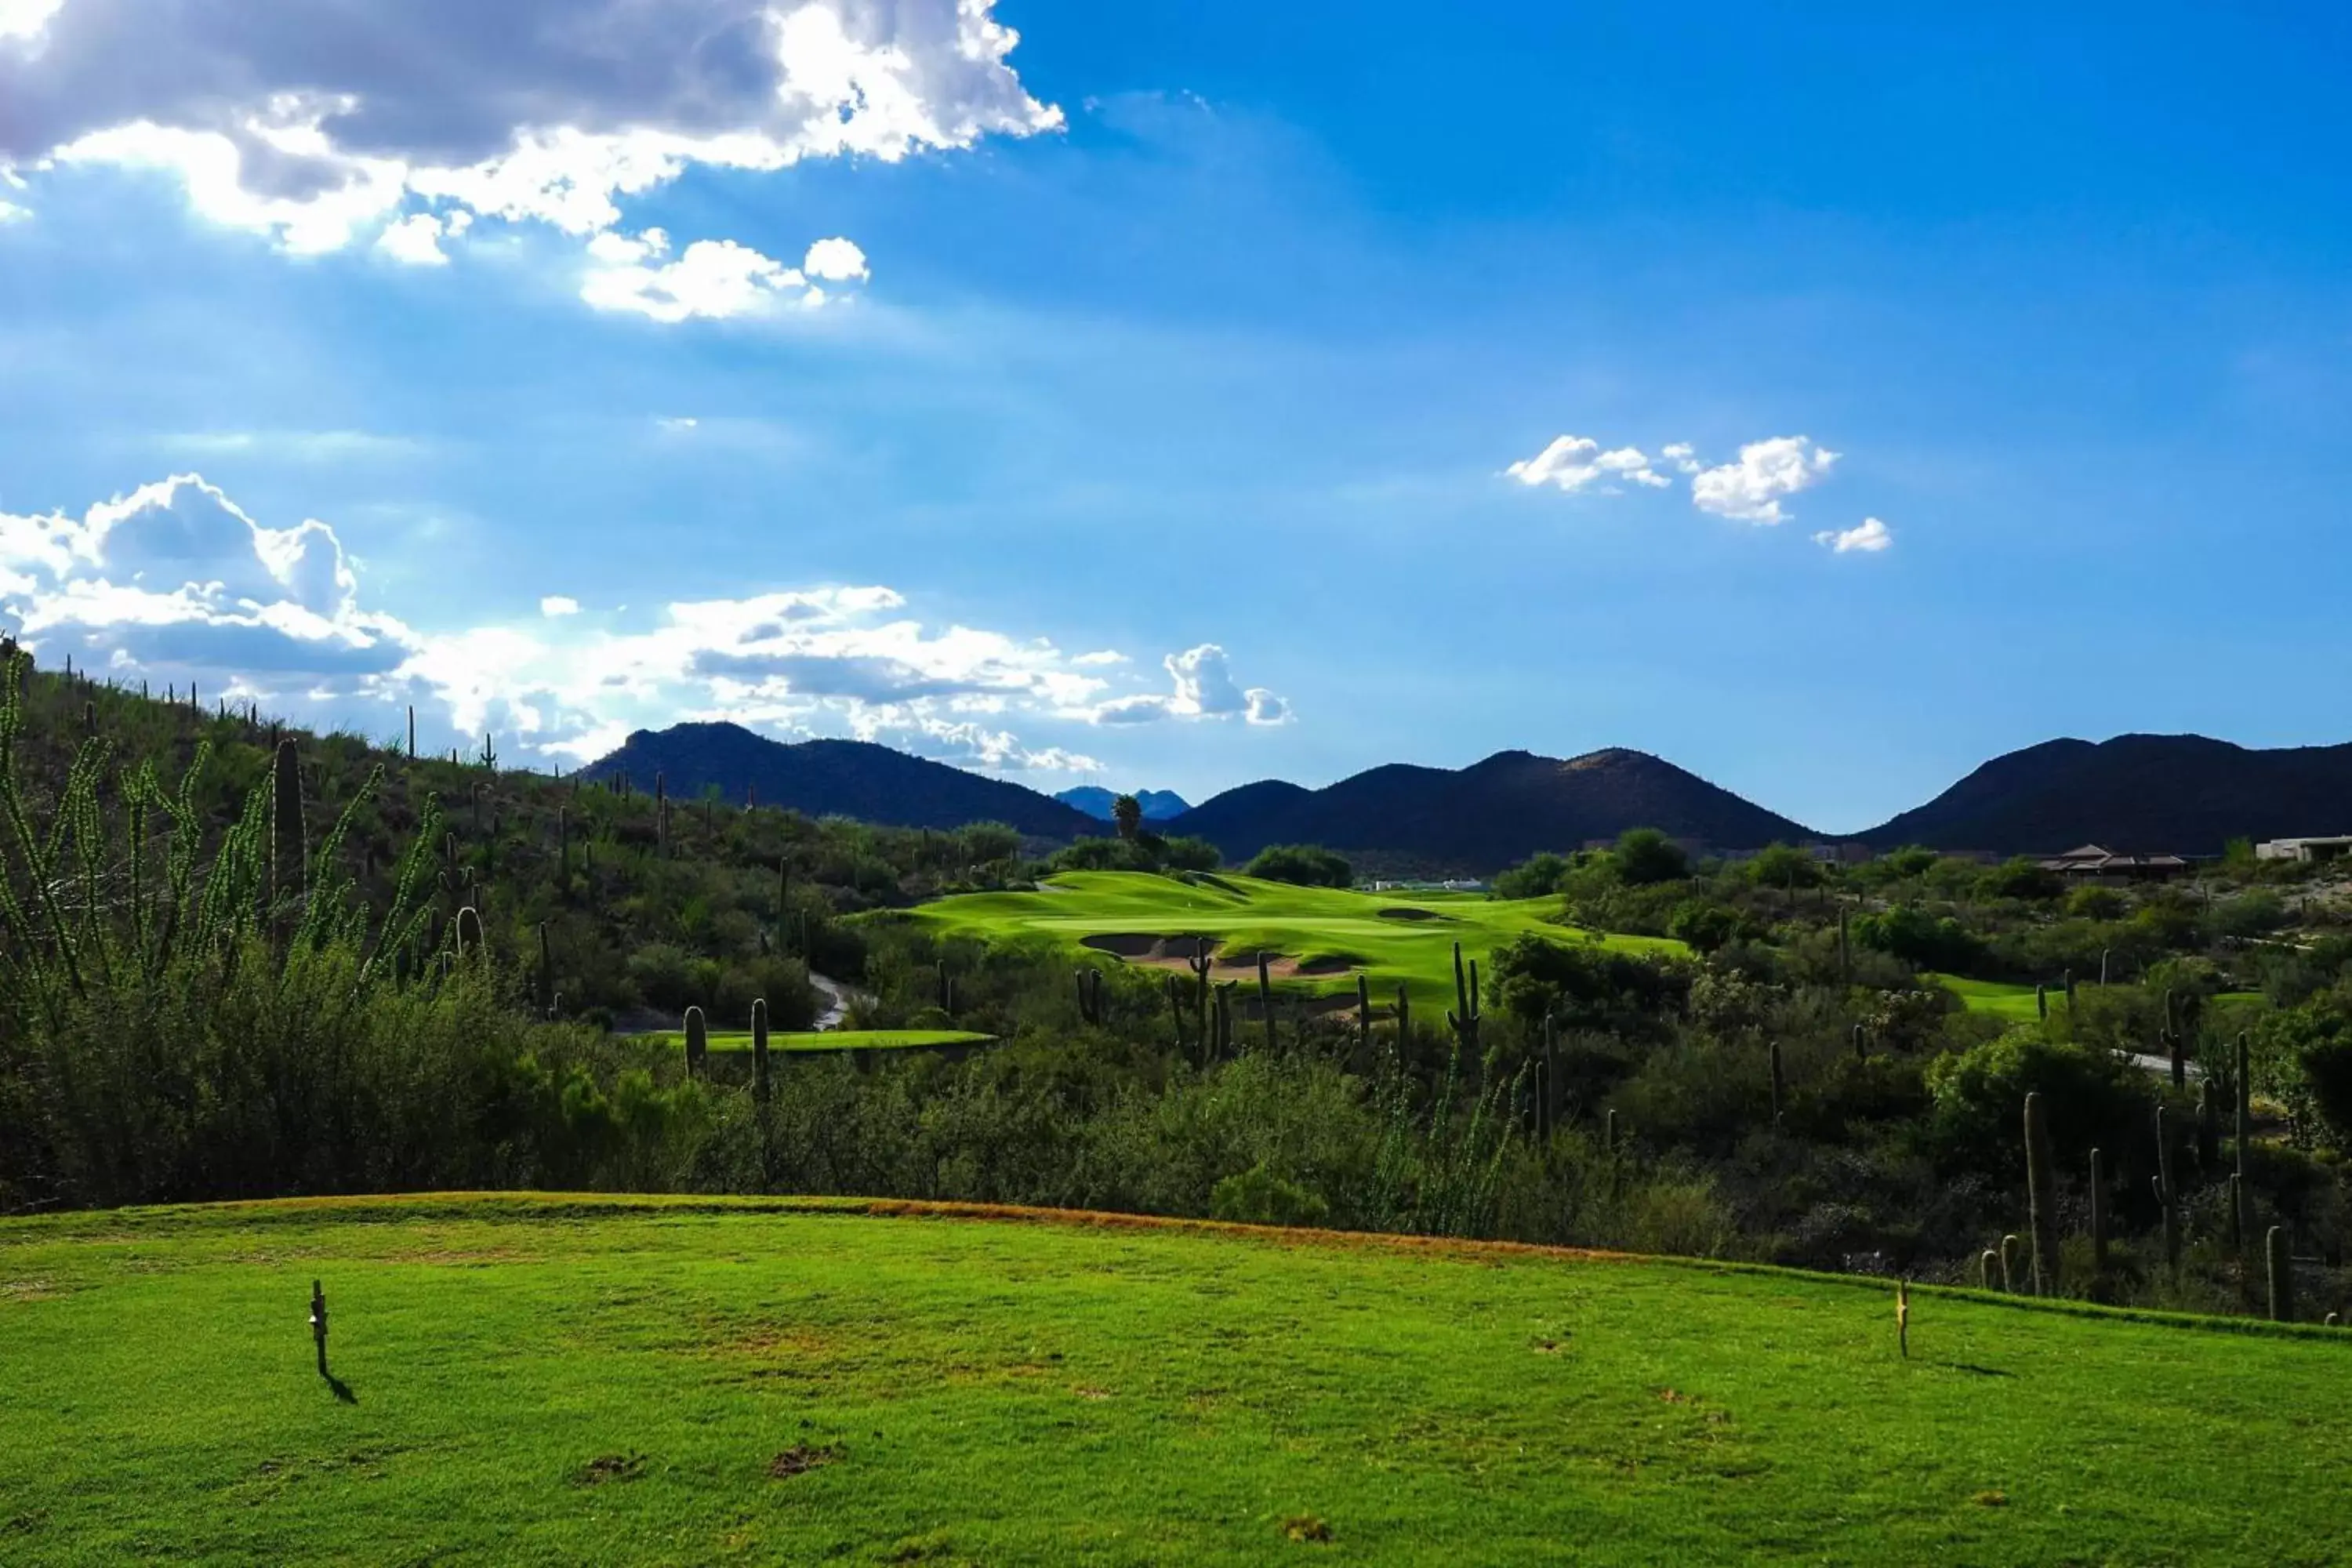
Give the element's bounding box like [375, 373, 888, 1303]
[1243, 844, 1353, 888]
[1493, 851, 1572, 900]
[1613, 829, 1690, 887]
[1211, 1162, 1332, 1227]
[1924, 1029, 2148, 1181]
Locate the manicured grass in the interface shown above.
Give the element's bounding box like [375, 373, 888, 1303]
[1928, 975, 2273, 1025]
[901, 871, 1682, 1005]
[643, 1029, 995, 1054]
[2, 1195, 2346, 1564]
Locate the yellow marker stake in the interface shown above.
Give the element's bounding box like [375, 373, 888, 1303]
[1896, 1278, 1911, 1359]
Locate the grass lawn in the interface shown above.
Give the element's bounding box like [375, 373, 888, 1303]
[1928, 975, 2273, 1025]
[898, 871, 1682, 1006]
[2, 1195, 2347, 1565]
[641, 1029, 995, 1054]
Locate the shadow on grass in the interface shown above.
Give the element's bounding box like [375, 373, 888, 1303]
[1946, 1363, 2015, 1379]
[323, 1371, 358, 1404]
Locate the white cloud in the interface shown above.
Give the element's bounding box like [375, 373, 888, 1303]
[580, 234, 811, 321]
[801, 236, 869, 281]
[1093, 644, 1290, 727]
[1072, 649, 1127, 666]
[1, 474, 1286, 776]
[1661, 441, 1702, 474]
[1506, 435, 1671, 495]
[655, 416, 699, 432]
[1813, 517, 1892, 554]
[0, 0, 1057, 313]
[1690, 435, 1838, 524]
[0, 198, 27, 223]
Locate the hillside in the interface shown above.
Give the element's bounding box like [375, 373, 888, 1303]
[1171, 748, 1815, 871]
[1861, 734, 2352, 855]
[582, 721, 1101, 839]
[3, 1195, 2343, 1565]
[1055, 785, 1192, 821]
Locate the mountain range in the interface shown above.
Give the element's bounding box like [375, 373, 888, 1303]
[586, 723, 2352, 870]
[1054, 786, 1192, 822]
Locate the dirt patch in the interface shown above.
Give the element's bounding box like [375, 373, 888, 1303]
[1376, 906, 1452, 922]
[768, 1444, 840, 1479]
[0, 1279, 62, 1303]
[573, 1454, 645, 1486]
[1283, 1515, 1334, 1544]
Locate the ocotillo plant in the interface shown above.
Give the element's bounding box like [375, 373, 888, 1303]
[1769, 1040, 1785, 1134]
[684, 1005, 707, 1081]
[2024, 1091, 2057, 1296]
[2234, 1030, 2252, 1245]
[270, 737, 305, 914]
[1257, 951, 1276, 1054]
[750, 997, 771, 1109]
[1447, 942, 1481, 1051]
[2154, 1105, 2180, 1272]
[2089, 1146, 2108, 1276]
[2266, 1225, 2292, 1322]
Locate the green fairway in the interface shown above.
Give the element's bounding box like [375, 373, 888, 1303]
[1928, 975, 2273, 1025]
[902, 871, 1682, 1004]
[2, 1196, 2345, 1565]
[643, 1028, 995, 1054]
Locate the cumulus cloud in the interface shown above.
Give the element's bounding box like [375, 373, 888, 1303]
[0, 0, 1058, 313]
[1660, 441, 1702, 474]
[1690, 435, 1838, 524]
[1506, 435, 1671, 495]
[0, 474, 1281, 775]
[0, 198, 26, 223]
[1813, 517, 1892, 554]
[1094, 644, 1290, 727]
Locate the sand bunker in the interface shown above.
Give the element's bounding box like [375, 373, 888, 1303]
[1080, 934, 1363, 982]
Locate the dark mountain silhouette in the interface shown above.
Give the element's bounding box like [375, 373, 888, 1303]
[1054, 786, 1192, 822]
[1169, 749, 1814, 870]
[580, 722, 1100, 839]
[1860, 734, 2352, 856]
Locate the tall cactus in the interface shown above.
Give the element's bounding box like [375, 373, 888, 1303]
[537, 920, 554, 1013]
[655, 771, 668, 857]
[1769, 1040, 1786, 1134]
[2234, 1029, 2252, 1248]
[2024, 1091, 2057, 1296]
[1853, 1022, 1867, 1062]
[2166, 1027, 2185, 1089]
[2154, 1105, 2180, 1273]
[2035, 983, 2048, 1021]
[2063, 968, 2075, 1009]
[1074, 967, 1104, 1026]
[1188, 938, 1214, 1056]
[1836, 906, 1850, 985]
[2089, 1146, 2108, 1276]
[938, 959, 955, 1017]
[1257, 951, 1276, 1054]
[557, 806, 571, 887]
[270, 737, 305, 911]
[2266, 1225, 2292, 1322]
[750, 997, 771, 1108]
[1356, 973, 1372, 1058]
[455, 905, 484, 961]
[1447, 942, 1481, 1051]
[2098, 946, 2111, 986]
[684, 1005, 707, 1080]
[1998, 1233, 2021, 1293]
[1394, 985, 1410, 1052]
[2196, 1078, 2219, 1169]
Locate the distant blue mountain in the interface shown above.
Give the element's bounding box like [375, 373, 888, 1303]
[1054, 786, 1192, 822]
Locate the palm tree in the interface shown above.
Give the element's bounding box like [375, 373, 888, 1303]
[1112, 793, 1143, 841]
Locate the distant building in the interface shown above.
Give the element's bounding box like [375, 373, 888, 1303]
[2037, 844, 2190, 882]
[2256, 835, 2352, 864]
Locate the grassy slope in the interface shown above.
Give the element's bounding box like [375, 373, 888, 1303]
[2, 1196, 2345, 1566]
[903, 872, 1682, 1005]
[643, 1029, 996, 1054]
[1928, 975, 2273, 1025]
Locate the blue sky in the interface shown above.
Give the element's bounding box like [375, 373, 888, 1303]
[2, 1, 2348, 833]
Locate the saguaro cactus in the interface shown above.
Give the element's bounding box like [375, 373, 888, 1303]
[1853, 1022, 1868, 1062]
[2024, 1091, 2057, 1296]
[2098, 946, 2111, 986]
[2267, 1225, 2292, 1323]
[655, 772, 669, 856]
[2166, 1028, 2185, 1090]
[2197, 1078, 2220, 1170]
[537, 921, 554, 1013]
[1980, 1248, 1999, 1290]
[270, 738, 305, 909]
[2234, 1030, 2252, 1247]
[1999, 1233, 2021, 1293]
[2154, 1105, 2180, 1273]
[1394, 985, 1410, 1051]
[938, 960, 955, 1017]
[750, 997, 771, 1108]
[2035, 983, 2048, 1021]
[455, 905, 484, 961]
[1836, 906, 1850, 985]
[1074, 967, 1104, 1026]
[2063, 969, 2076, 1009]
[1769, 1040, 1786, 1134]
[684, 1005, 708, 1080]
[1258, 951, 1276, 1054]
[1447, 943, 1481, 1051]
[2089, 1146, 2108, 1275]
[1356, 974, 1372, 1058]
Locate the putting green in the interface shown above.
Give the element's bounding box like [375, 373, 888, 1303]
[901, 871, 1682, 1005]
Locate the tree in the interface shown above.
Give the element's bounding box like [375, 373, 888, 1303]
[1747, 841, 1824, 891]
[1243, 844, 1353, 888]
[1111, 793, 1143, 842]
[1493, 851, 1571, 900]
[1614, 828, 1690, 886]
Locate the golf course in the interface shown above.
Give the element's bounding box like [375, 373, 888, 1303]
[2, 1195, 2344, 1564]
[899, 871, 1682, 1006]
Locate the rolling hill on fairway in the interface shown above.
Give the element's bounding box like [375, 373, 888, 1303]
[2, 1195, 2344, 1565]
[1169, 747, 1816, 870]
[580, 721, 1102, 839]
[1861, 733, 2352, 855]
[899, 870, 1680, 1006]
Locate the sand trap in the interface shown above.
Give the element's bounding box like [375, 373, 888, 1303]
[1081, 934, 1363, 982]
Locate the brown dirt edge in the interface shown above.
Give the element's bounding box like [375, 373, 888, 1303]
[11, 1192, 2344, 1341]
